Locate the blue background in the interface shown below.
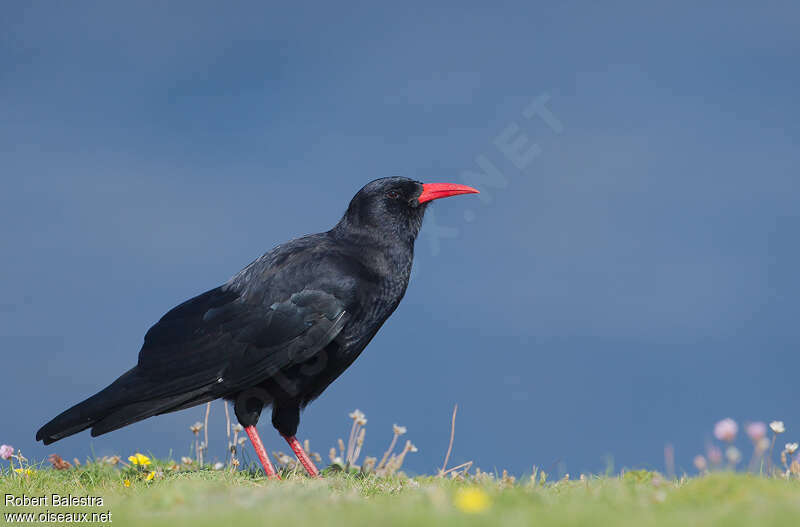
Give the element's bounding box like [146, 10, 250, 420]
[2, 2, 798, 476]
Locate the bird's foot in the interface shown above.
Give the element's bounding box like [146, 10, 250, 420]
[245, 425, 280, 480]
[283, 435, 320, 478]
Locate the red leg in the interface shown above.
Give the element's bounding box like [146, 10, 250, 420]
[245, 425, 280, 480]
[283, 435, 320, 478]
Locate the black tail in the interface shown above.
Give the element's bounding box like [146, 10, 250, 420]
[36, 367, 214, 445]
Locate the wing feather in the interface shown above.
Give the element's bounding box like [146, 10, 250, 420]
[134, 286, 348, 400]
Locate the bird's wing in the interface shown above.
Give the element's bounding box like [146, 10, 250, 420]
[133, 284, 348, 400]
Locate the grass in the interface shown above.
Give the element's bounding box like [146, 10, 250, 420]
[3, 462, 800, 526]
[5, 412, 799, 525]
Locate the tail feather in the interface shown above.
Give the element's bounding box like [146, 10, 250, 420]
[37, 368, 137, 445]
[89, 387, 215, 438]
[36, 368, 214, 445]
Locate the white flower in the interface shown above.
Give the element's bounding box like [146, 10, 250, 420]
[349, 409, 366, 421]
[725, 446, 741, 464]
[770, 421, 786, 434]
[213, 462, 224, 470]
[393, 424, 407, 436]
[785, 443, 799, 454]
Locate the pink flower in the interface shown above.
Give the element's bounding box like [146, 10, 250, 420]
[0, 444, 14, 460]
[714, 418, 738, 443]
[745, 421, 767, 442]
[693, 455, 707, 471]
[707, 445, 723, 465]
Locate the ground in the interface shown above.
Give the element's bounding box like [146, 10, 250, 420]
[3, 463, 800, 526]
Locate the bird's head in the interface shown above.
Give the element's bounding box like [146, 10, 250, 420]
[335, 177, 479, 243]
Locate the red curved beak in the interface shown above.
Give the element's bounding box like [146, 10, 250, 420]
[417, 183, 480, 204]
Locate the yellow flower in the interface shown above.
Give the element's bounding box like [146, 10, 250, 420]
[123, 479, 131, 488]
[145, 471, 155, 481]
[128, 453, 152, 466]
[454, 488, 491, 513]
[14, 468, 34, 476]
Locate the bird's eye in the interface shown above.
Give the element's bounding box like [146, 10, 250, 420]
[385, 190, 401, 200]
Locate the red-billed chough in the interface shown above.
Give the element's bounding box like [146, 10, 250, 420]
[36, 177, 478, 478]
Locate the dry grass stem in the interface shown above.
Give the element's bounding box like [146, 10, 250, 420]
[438, 404, 458, 477]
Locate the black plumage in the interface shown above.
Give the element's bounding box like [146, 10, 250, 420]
[36, 177, 477, 475]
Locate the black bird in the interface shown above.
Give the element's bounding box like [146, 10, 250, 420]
[37, 177, 478, 478]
